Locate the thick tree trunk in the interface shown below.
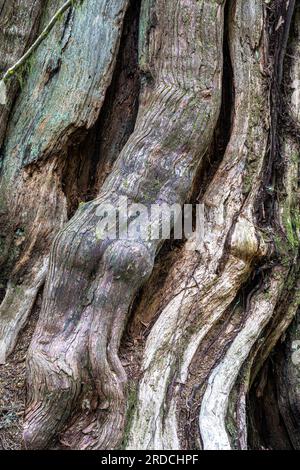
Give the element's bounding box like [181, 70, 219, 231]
[0, 0, 299, 450]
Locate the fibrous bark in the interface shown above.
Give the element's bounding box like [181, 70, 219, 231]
[0, 0, 44, 145]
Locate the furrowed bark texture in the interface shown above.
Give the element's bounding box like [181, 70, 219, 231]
[247, 3, 300, 449]
[125, 0, 299, 451]
[0, 0, 299, 451]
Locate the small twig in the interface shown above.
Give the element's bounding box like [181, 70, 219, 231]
[0, 0, 80, 105]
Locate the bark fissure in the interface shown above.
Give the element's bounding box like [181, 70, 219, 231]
[247, 3, 300, 448]
[0, 0, 130, 364]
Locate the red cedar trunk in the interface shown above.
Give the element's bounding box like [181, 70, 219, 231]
[0, 0, 299, 450]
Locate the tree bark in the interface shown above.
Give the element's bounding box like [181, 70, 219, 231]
[0, 0, 299, 450]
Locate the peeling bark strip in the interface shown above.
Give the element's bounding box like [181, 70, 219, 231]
[0, 0, 129, 363]
[24, 0, 224, 450]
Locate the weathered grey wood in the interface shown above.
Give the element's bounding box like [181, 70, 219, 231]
[126, 0, 300, 450]
[1, 0, 75, 101]
[127, 0, 269, 449]
[2, 0, 129, 178]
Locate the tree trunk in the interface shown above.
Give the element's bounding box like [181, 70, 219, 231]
[0, 0, 299, 450]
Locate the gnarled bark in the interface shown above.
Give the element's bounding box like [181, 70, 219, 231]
[0, 0, 129, 363]
[0, 0, 299, 451]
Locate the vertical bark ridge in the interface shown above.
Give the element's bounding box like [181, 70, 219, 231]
[246, 2, 300, 449]
[198, 0, 299, 450]
[125, 0, 300, 451]
[61, 0, 141, 217]
[0, 0, 298, 451]
[202, 0, 300, 449]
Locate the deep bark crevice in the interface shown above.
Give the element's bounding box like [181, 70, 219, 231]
[0, 0, 132, 364]
[123, 0, 235, 347]
[162, 0, 236, 448]
[179, 262, 271, 449]
[246, 2, 300, 448]
[248, 354, 293, 449]
[23, 0, 224, 450]
[195, 0, 234, 204]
